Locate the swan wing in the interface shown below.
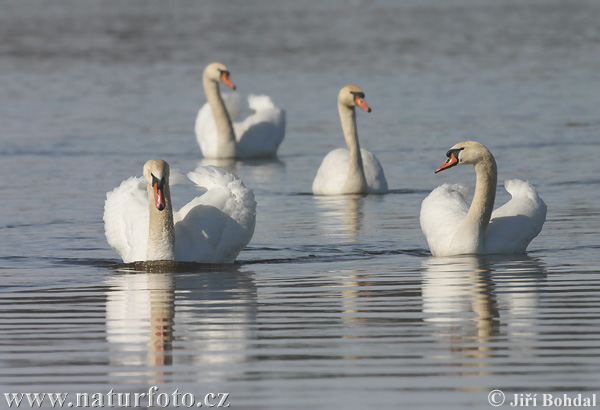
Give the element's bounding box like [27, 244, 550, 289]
[234, 94, 286, 157]
[195, 93, 242, 157]
[312, 148, 350, 195]
[361, 149, 388, 194]
[420, 183, 470, 256]
[104, 176, 149, 263]
[174, 166, 256, 263]
[485, 179, 547, 254]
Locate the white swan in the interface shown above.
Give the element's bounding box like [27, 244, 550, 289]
[312, 85, 388, 195]
[195, 62, 285, 159]
[420, 141, 546, 256]
[104, 160, 256, 263]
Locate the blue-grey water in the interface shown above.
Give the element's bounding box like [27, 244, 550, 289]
[1, 0, 600, 409]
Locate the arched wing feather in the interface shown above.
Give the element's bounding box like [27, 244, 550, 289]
[174, 166, 256, 263]
[420, 184, 470, 256]
[485, 179, 547, 253]
[234, 94, 285, 157]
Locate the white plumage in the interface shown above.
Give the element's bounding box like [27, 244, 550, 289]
[312, 148, 388, 195]
[312, 85, 388, 195]
[195, 62, 285, 159]
[104, 163, 256, 263]
[421, 180, 546, 255]
[196, 93, 285, 158]
[420, 141, 546, 256]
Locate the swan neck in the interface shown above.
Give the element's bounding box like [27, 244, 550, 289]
[339, 104, 367, 193]
[203, 76, 236, 157]
[467, 154, 497, 235]
[146, 184, 175, 261]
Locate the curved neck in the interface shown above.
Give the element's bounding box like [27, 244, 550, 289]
[146, 184, 175, 261]
[455, 153, 497, 250]
[203, 77, 236, 157]
[339, 104, 367, 194]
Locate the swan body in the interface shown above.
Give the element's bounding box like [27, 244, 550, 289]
[420, 141, 546, 256]
[195, 62, 285, 159]
[104, 160, 256, 263]
[312, 85, 388, 195]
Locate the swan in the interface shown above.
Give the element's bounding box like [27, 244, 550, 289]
[104, 160, 256, 263]
[420, 141, 546, 256]
[195, 62, 286, 159]
[312, 85, 388, 195]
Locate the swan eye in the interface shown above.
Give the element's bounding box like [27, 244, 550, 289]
[446, 148, 464, 160]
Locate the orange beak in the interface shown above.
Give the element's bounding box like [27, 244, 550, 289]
[435, 152, 459, 174]
[153, 182, 166, 211]
[220, 71, 236, 90]
[354, 95, 371, 112]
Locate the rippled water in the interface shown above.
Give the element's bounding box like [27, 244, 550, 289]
[1, 0, 600, 408]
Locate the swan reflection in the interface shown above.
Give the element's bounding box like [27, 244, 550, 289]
[422, 255, 546, 363]
[197, 157, 285, 185]
[105, 264, 257, 383]
[313, 195, 365, 240]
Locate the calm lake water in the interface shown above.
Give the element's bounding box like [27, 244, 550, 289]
[1, 0, 600, 408]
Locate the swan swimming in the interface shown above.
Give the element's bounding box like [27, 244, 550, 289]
[195, 62, 285, 159]
[312, 85, 388, 195]
[420, 141, 546, 256]
[104, 160, 256, 263]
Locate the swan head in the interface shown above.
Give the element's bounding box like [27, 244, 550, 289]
[143, 159, 170, 211]
[204, 62, 236, 90]
[435, 141, 492, 173]
[339, 85, 371, 112]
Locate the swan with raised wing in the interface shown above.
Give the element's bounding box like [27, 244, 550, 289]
[420, 141, 546, 256]
[195, 62, 285, 159]
[312, 85, 387, 195]
[104, 160, 256, 263]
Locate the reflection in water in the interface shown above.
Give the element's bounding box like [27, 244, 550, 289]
[105, 263, 257, 384]
[106, 272, 174, 368]
[313, 195, 364, 240]
[421, 256, 546, 366]
[339, 270, 371, 327]
[197, 158, 286, 185]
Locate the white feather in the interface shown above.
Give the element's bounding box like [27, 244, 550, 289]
[104, 166, 256, 263]
[195, 92, 285, 158]
[420, 180, 546, 256]
[312, 148, 388, 195]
